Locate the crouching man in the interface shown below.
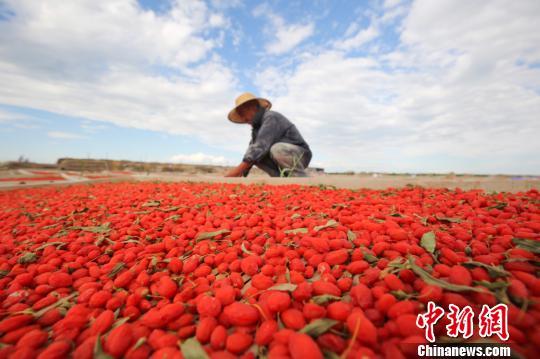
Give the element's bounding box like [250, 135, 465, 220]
[225, 92, 312, 177]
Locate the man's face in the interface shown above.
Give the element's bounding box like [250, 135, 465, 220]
[236, 100, 258, 124]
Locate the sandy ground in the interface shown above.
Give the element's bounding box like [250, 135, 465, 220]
[1, 169, 538, 193]
[136, 173, 539, 193]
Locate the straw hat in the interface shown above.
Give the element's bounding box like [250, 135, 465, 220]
[228, 92, 272, 123]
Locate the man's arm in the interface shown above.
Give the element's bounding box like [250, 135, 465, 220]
[225, 161, 252, 177]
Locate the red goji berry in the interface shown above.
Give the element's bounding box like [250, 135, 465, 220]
[288, 332, 323, 359]
[223, 302, 259, 326]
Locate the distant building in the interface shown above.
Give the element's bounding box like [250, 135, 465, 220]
[57, 158, 108, 171]
[56, 158, 223, 173]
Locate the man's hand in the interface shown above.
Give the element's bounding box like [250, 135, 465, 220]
[225, 162, 252, 177]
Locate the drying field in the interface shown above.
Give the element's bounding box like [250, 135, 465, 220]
[0, 182, 539, 358]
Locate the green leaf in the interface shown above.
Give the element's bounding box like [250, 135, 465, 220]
[0, 270, 9, 279]
[512, 238, 540, 254]
[323, 350, 342, 359]
[133, 337, 147, 350]
[300, 319, 338, 337]
[241, 242, 253, 255]
[284, 228, 308, 235]
[463, 261, 509, 278]
[267, 283, 298, 292]
[244, 343, 261, 358]
[361, 247, 378, 264]
[316, 184, 337, 190]
[142, 200, 161, 207]
[71, 223, 111, 234]
[314, 219, 338, 232]
[420, 231, 436, 254]
[474, 280, 509, 291]
[49, 227, 67, 238]
[435, 216, 462, 223]
[95, 236, 113, 246]
[122, 239, 141, 244]
[158, 206, 182, 212]
[308, 272, 321, 283]
[30, 292, 78, 318]
[379, 257, 406, 277]
[474, 281, 511, 304]
[94, 334, 114, 359]
[111, 317, 131, 330]
[486, 202, 507, 210]
[311, 295, 342, 305]
[180, 337, 210, 359]
[149, 256, 159, 271]
[42, 223, 60, 229]
[387, 257, 406, 269]
[291, 213, 301, 220]
[18, 252, 38, 264]
[347, 230, 356, 242]
[195, 229, 231, 242]
[390, 290, 414, 300]
[414, 214, 429, 226]
[70, 207, 90, 215]
[408, 257, 483, 293]
[108, 262, 126, 278]
[131, 210, 150, 215]
[257, 347, 268, 359]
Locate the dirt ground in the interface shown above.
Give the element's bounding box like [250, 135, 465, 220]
[138, 173, 539, 193]
[1, 169, 537, 193]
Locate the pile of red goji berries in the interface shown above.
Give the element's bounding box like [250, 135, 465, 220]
[0, 182, 538, 358]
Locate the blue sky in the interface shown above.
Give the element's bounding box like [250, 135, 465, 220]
[1, 0, 539, 174]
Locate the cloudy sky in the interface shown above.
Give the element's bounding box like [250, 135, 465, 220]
[1, 0, 539, 174]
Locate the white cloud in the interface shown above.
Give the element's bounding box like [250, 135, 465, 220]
[13, 123, 40, 130]
[170, 152, 231, 166]
[257, 0, 540, 174]
[0, 113, 15, 124]
[253, 5, 314, 55]
[0, 109, 31, 123]
[230, 26, 243, 47]
[47, 131, 86, 139]
[81, 121, 108, 133]
[209, 13, 226, 27]
[255, 67, 291, 97]
[380, 4, 408, 24]
[334, 24, 379, 52]
[0, 0, 249, 153]
[0, 1, 222, 71]
[210, 0, 242, 9]
[383, 0, 402, 9]
[0, 108, 43, 129]
[266, 22, 315, 55]
[344, 23, 359, 38]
